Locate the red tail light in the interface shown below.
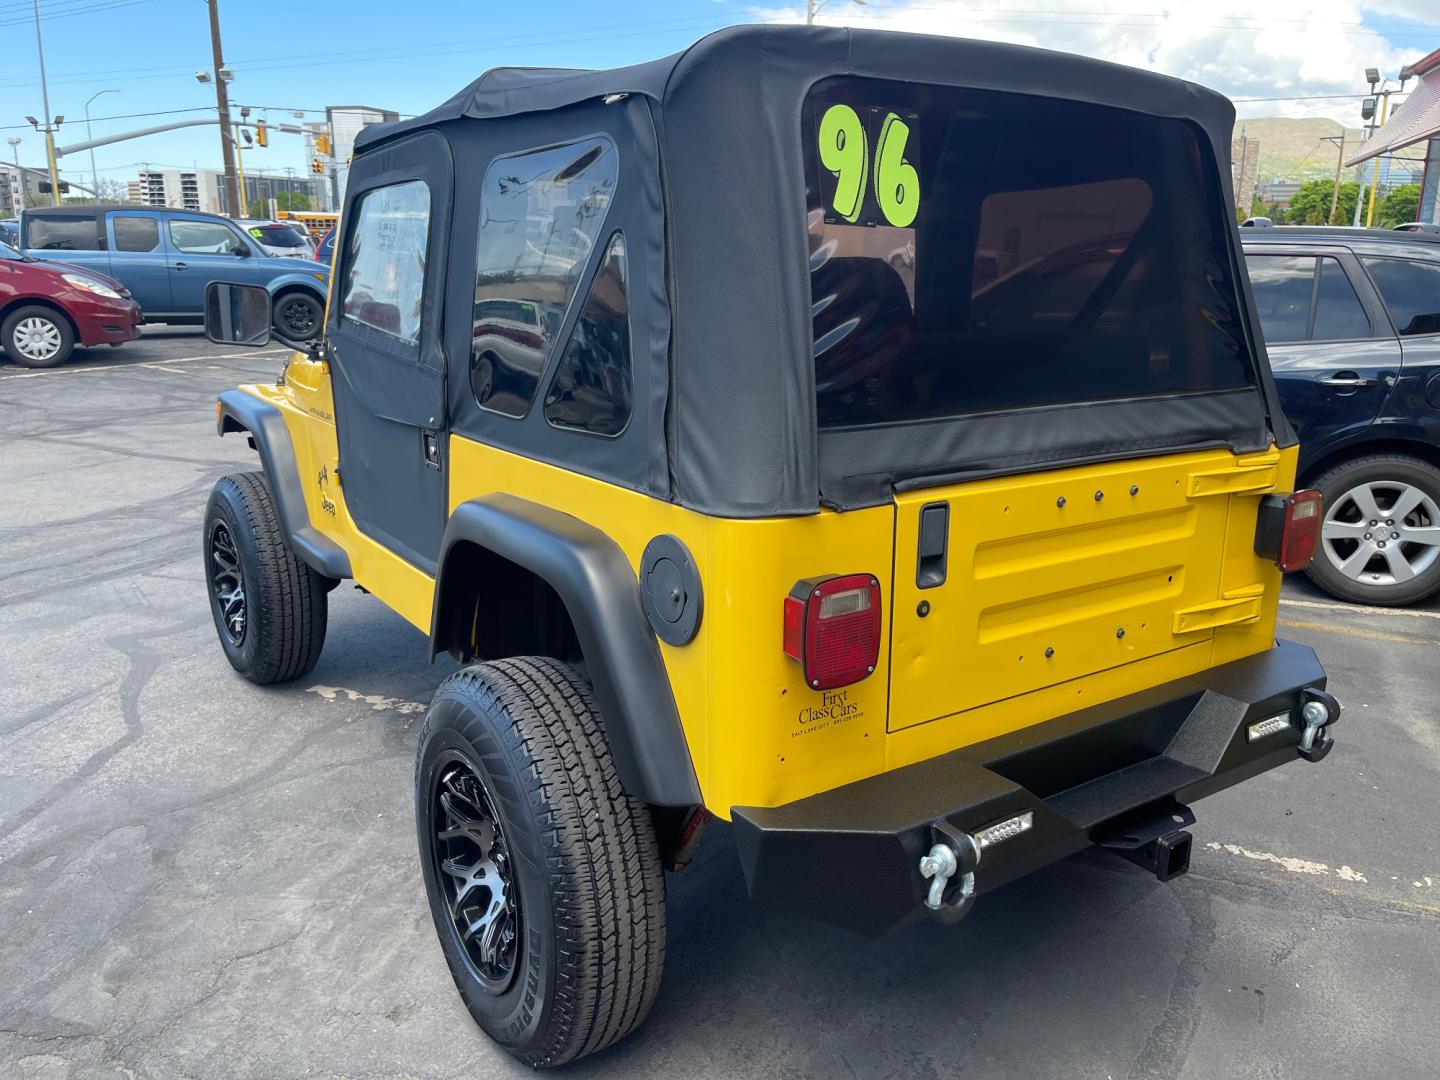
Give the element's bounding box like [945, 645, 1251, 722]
[1256, 489, 1323, 572]
[783, 574, 881, 690]
[1278, 489, 1323, 571]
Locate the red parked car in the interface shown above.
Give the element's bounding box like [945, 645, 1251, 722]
[0, 238, 141, 368]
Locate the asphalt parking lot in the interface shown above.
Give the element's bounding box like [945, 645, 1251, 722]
[2, 331, 1437, 1080]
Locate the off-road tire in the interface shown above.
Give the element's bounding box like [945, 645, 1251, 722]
[415, 657, 666, 1068]
[1305, 452, 1440, 607]
[2, 304, 76, 368]
[203, 471, 328, 683]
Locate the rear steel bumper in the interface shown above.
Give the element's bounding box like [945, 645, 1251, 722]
[732, 639, 1336, 937]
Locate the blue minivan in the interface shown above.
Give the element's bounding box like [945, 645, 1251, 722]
[20, 205, 329, 341]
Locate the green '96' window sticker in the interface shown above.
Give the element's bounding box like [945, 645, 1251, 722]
[816, 102, 920, 228]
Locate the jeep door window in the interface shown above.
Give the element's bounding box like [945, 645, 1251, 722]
[169, 219, 245, 255]
[544, 232, 632, 436]
[470, 137, 618, 418]
[113, 216, 160, 253]
[339, 179, 430, 345]
[27, 213, 100, 251]
[1361, 256, 1440, 336]
[804, 78, 1256, 427]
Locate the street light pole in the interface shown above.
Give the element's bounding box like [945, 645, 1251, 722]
[29, 0, 63, 205]
[204, 0, 242, 218]
[806, 0, 866, 24]
[84, 89, 119, 206]
[1365, 92, 1392, 227]
[6, 138, 21, 213]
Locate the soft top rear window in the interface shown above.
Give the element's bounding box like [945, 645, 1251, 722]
[805, 77, 1257, 428]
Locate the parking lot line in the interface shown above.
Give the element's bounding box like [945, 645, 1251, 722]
[1279, 596, 1440, 621]
[0, 349, 287, 381]
[1278, 618, 1440, 647]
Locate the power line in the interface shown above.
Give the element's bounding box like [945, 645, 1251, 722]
[0, 0, 157, 30]
[5, 7, 1437, 89]
[0, 12, 737, 85]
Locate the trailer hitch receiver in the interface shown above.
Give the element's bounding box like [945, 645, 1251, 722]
[1098, 804, 1195, 882]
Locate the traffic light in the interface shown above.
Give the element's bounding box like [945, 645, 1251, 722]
[315, 133, 332, 156]
[311, 157, 325, 175]
[37, 180, 70, 194]
[255, 119, 268, 147]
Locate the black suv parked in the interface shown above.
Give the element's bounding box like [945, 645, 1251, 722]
[1243, 228, 1440, 605]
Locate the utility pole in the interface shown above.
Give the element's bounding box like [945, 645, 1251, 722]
[1323, 134, 1345, 225]
[205, 0, 242, 218]
[29, 0, 63, 205]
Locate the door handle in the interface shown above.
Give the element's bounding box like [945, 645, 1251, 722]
[1319, 372, 1376, 389]
[916, 502, 949, 589]
[172, 261, 189, 271]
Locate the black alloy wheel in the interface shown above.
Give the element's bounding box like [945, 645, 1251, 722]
[207, 518, 246, 646]
[431, 751, 520, 993]
[203, 472, 330, 684]
[275, 292, 323, 341]
[415, 657, 667, 1067]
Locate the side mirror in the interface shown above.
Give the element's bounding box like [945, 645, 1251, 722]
[231, 241, 251, 257]
[205, 281, 271, 347]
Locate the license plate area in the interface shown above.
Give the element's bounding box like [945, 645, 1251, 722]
[888, 450, 1239, 732]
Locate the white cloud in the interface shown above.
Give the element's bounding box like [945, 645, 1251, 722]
[748, 0, 1437, 124]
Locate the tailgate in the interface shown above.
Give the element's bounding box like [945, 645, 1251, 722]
[888, 448, 1281, 732]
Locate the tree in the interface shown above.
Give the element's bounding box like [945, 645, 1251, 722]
[275, 190, 311, 212]
[1377, 183, 1420, 228]
[1286, 179, 1359, 226]
[245, 190, 312, 218]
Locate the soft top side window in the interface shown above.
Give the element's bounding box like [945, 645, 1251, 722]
[544, 232, 633, 437]
[469, 137, 618, 418]
[339, 179, 431, 346]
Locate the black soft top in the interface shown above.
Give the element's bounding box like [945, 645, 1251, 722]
[354, 25, 1289, 517]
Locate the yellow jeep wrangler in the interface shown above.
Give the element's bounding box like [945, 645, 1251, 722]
[202, 25, 1340, 1067]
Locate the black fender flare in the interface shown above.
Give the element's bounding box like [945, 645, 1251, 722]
[216, 389, 351, 580]
[431, 493, 702, 808]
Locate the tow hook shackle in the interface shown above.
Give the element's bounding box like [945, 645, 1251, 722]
[919, 845, 958, 910]
[919, 822, 981, 922]
[1298, 689, 1341, 763]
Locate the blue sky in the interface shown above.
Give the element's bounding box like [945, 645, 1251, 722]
[1, 0, 761, 185]
[3, 0, 1438, 189]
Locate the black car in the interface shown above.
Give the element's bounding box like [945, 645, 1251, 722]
[1243, 227, 1440, 605]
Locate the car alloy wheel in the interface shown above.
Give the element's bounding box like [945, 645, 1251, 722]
[207, 519, 247, 646]
[278, 295, 319, 338]
[12, 316, 63, 363]
[1321, 480, 1440, 587]
[431, 751, 519, 994]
